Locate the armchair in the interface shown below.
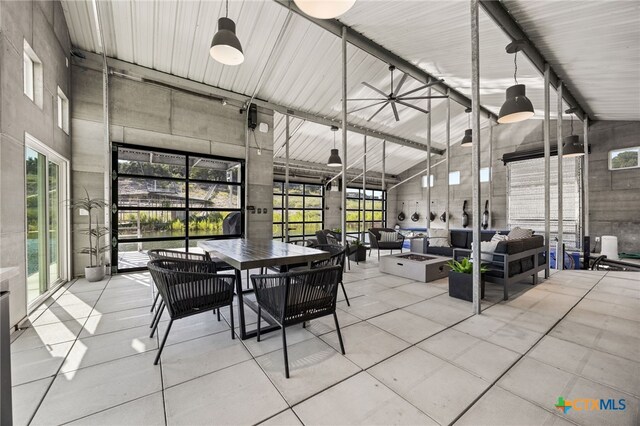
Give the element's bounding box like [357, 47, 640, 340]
[368, 228, 405, 260]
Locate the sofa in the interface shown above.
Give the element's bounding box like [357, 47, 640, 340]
[368, 228, 405, 260]
[425, 229, 505, 257]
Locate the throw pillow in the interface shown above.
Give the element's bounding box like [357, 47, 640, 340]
[428, 228, 451, 248]
[491, 233, 508, 243]
[326, 234, 339, 245]
[470, 240, 498, 261]
[508, 227, 533, 240]
[379, 231, 398, 242]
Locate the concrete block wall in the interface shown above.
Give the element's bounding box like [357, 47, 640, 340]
[0, 0, 71, 328]
[587, 121, 640, 253]
[70, 61, 274, 276]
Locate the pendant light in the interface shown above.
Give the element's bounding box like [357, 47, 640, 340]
[327, 125, 342, 167]
[294, 0, 356, 19]
[562, 107, 585, 157]
[460, 107, 472, 147]
[498, 40, 534, 124]
[210, 0, 244, 66]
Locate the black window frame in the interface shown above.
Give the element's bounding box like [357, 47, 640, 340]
[345, 187, 387, 241]
[111, 143, 245, 272]
[272, 181, 324, 243]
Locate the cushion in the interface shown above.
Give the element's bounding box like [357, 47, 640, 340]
[491, 233, 508, 243]
[426, 246, 454, 257]
[379, 231, 398, 242]
[428, 228, 450, 248]
[450, 230, 468, 248]
[326, 234, 340, 245]
[471, 241, 499, 262]
[508, 227, 533, 240]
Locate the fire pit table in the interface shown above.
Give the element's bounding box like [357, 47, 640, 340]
[379, 252, 450, 282]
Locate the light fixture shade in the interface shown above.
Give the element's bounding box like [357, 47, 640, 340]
[498, 84, 534, 124]
[460, 129, 472, 147]
[562, 134, 585, 157]
[210, 17, 244, 66]
[327, 148, 342, 167]
[293, 0, 356, 19]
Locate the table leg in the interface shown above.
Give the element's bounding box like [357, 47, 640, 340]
[234, 268, 247, 339]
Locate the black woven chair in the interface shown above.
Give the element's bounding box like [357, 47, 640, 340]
[312, 244, 350, 306]
[147, 259, 236, 365]
[250, 266, 345, 378]
[147, 249, 221, 329]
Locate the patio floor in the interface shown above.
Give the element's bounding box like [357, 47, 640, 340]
[10, 256, 640, 425]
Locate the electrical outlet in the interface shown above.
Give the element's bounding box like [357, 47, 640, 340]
[595, 236, 601, 242]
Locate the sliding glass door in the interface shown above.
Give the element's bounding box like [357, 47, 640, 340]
[25, 136, 68, 306]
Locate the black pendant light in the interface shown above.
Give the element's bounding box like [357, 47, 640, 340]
[327, 126, 342, 167]
[460, 107, 472, 147]
[498, 40, 534, 124]
[563, 107, 585, 157]
[210, 0, 244, 66]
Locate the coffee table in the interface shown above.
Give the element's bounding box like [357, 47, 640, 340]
[379, 252, 450, 282]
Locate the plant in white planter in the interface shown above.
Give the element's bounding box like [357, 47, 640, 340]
[70, 189, 109, 282]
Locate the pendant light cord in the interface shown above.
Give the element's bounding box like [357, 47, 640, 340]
[513, 51, 519, 85]
[225, 0, 228, 17]
[570, 114, 574, 135]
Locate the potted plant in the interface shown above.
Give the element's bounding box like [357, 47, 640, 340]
[70, 189, 109, 282]
[348, 239, 367, 262]
[446, 257, 488, 302]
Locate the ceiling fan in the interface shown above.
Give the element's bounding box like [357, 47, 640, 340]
[348, 65, 447, 122]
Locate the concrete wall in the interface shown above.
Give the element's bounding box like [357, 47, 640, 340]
[0, 0, 71, 328]
[391, 119, 583, 233]
[587, 121, 640, 253]
[70, 60, 274, 276]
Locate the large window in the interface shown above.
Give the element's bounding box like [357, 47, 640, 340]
[346, 187, 386, 240]
[112, 144, 244, 271]
[273, 182, 323, 242]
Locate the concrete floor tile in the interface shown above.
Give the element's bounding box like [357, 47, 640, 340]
[11, 377, 53, 426]
[11, 341, 74, 386]
[337, 295, 396, 320]
[368, 309, 446, 344]
[305, 309, 362, 336]
[259, 409, 302, 426]
[66, 392, 165, 426]
[242, 326, 316, 358]
[395, 282, 448, 299]
[368, 288, 423, 308]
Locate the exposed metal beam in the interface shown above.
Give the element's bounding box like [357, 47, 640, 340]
[273, 0, 497, 122]
[426, 87, 432, 231]
[76, 50, 443, 156]
[583, 117, 590, 238]
[273, 158, 393, 180]
[480, 0, 588, 121]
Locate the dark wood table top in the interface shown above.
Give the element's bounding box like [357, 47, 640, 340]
[197, 239, 330, 270]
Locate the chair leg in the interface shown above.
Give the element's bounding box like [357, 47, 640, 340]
[377, 250, 380, 260]
[341, 281, 350, 306]
[347, 256, 351, 270]
[150, 299, 163, 327]
[282, 326, 290, 378]
[154, 319, 173, 365]
[150, 291, 160, 313]
[256, 307, 262, 342]
[150, 303, 165, 338]
[333, 312, 345, 355]
[229, 302, 235, 340]
[503, 282, 509, 301]
[217, 308, 221, 321]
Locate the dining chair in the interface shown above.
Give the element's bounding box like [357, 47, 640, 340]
[147, 258, 236, 365]
[250, 266, 345, 378]
[311, 244, 350, 306]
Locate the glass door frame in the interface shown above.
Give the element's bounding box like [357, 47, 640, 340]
[24, 132, 70, 310]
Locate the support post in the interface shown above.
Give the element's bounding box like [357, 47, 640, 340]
[382, 140, 386, 226]
[544, 64, 551, 278]
[445, 92, 451, 235]
[470, 0, 482, 314]
[488, 120, 493, 229]
[583, 116, 589, 240]
[362, 135, 367, 241]
[426, 87, 432, 231]
[341, 26, 348, 245]
[285, 114, 290, 243]
[557, 82, 564, 270]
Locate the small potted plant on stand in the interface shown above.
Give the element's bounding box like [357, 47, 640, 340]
[447, 257, 487, 302]
[71, 189, 109, 282]
[348, 239, 367, 262]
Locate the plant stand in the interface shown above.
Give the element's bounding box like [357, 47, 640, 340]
[448, 271, 485, 302]
[348, 245, 367, 263]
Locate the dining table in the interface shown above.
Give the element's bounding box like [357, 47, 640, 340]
[197, 238, 331, 340]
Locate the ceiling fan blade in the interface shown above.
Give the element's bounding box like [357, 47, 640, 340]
[349, 100, 388, 114]
[367, 101, 389, 122]
[391, 102, 400, 121]
[398, 79, 445, 98]
[397, 100, 430, 115]
[399, 95, 449, 100]
[362, 82, 388, 97]
[394, 73, 408, 96]
[347, 98, 388, 101]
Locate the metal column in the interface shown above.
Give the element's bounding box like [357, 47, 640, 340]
[285, 114, 290, 243]
[557, 82, 564, 270]
[382, 140, 386, 226]
[488, 120, 493, 229]
[543, 64, 551, 278]
[426, 88, 432, 231]
[470, 0, 482, 314]
[341, 26, 348, 245]
[0, 292, 12, 425]
[445, 92, 451, 235]
[583, 117, 590, 238]
[362, 135, 367, 241]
